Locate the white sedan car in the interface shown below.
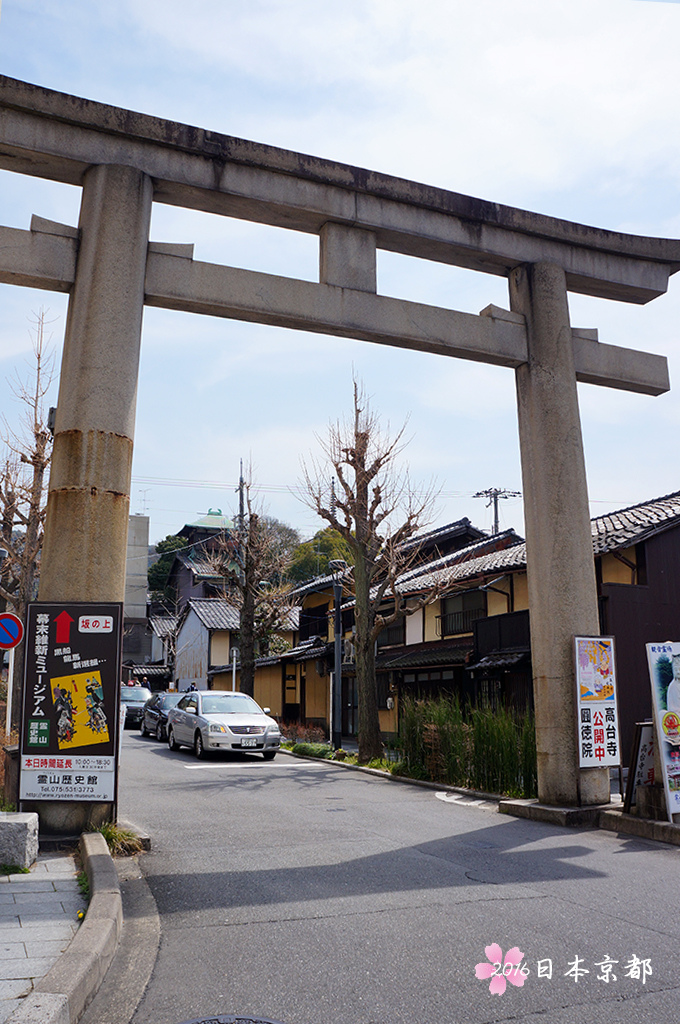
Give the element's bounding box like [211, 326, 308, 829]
[166, 690, 281, 760]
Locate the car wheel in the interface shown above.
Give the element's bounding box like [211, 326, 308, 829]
[194, 731, 206, 759]
[262, 751, 276, 761]
[156, 722, 164, 742]
[168, 727, 179, 751]
[140, 719, 147, 736]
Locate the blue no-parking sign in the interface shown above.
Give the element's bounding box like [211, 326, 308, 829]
[0, 611, 23, 650]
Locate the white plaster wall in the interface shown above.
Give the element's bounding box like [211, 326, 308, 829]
[405, 607, 424, 645]
[175, 610, 208, 690]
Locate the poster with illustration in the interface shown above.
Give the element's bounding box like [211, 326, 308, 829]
[574, 637, 620, 768]
[646, 642, 680, 817]
[50, 670, 110, 750]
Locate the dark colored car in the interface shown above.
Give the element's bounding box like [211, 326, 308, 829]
[120, 686, 152, 728]
[140, 691, 183, 741]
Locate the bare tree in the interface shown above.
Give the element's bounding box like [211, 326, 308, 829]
[302, 381, 439, 762]
[0, 311, 55, 729]
[207, 479, 296, 696]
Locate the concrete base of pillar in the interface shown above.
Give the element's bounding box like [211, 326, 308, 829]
[499, 797, 613, 828]
[22, 800, 114, 837]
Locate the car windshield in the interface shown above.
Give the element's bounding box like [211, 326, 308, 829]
[121, 687, 152, 702]
[201, 694, 263, 715]
[159, 694, 182, 709]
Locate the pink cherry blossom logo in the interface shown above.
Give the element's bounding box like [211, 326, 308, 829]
[475, 943, 528, 995]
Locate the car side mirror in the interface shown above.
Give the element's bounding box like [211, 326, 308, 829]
[263, 707, 271, 715]
[186, 706, 197, 714]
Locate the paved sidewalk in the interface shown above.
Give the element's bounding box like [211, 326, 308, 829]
[0, 853, 85, 1024]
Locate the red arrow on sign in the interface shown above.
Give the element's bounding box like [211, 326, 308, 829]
[55, 611, 74, 644]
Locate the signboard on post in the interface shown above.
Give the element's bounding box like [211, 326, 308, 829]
[574, 636, 620, 769]
[19, 602, 122, 804]
[646, 642, 680, 818]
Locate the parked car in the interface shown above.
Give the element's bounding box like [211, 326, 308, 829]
[120, 686, 152, 728]
[166, 690, 281, 760]
[140, 691, 183, 741]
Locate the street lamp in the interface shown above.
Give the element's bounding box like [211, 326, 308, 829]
[328, 559, 347, 750]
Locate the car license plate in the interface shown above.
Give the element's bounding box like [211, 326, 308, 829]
[241, 737, 258, 747]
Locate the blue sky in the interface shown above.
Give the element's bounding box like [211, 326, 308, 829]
[1, 0, 679, 544]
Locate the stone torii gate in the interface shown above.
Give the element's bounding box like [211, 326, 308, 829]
[1, 77, 679, 812]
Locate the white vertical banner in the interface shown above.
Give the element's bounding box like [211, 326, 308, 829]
[574, 637, 620, 769]
[646, 642, 680, 818]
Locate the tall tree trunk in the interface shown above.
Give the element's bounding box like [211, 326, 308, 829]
[353, 555, 382, 762]
[10, 453, 45, 731]
[239, 578, 256, 696]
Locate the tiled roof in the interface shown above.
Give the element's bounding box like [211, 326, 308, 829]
[176, 553, 228, 583]
[398, 517, 485, 554]
[396, 529, 524, 588]
[130, 664, 172, 678]
[290, 570, 352, 598]
[400, 491, 680, 594]
[468, 651, 530, 671]
[397, 541, 528, 593]
[591, 491, 680, 554]
[148, 616, 178, 638]
[186, 598, 240, 631]
[377, 638, 471, 670]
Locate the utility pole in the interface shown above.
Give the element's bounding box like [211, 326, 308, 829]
[473, 487, 521, 535]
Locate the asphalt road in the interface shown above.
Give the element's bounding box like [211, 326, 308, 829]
[117, 729, 680, 1024]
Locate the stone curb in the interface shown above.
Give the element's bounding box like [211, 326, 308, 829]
[282, 750, 680, 845]
[8, 832, 122, 1024]
[279, 748, 502, 801]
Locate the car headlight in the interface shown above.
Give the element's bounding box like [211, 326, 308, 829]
[266, 726, 281, 737]
[209, 724, 228, 733]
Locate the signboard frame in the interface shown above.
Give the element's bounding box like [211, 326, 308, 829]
[622, 720, 655, 814]
[574, 635, 621, 770]
[645, 642, 680, 820]
[18, 601, 123, 809]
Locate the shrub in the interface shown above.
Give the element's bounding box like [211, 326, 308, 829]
[291, 742, 333, 759]
[280, 721, 327, 744]
[88, 821, 144, 856]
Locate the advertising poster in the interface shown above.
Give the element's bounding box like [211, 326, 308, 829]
[645, 642, 680, 817]
[574, 637, 620, 768]
[19, 602, 122, 803]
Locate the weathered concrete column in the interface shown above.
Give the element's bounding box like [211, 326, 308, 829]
[510, 261, 609, 807]
[39, 164, 152, 603]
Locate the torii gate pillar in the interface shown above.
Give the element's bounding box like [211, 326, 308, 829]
[39, 164, 152, 605]
[511, 262, 609, 805]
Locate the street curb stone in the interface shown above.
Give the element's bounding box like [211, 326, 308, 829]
[283, 749, 680, 845]
[7, 833, 121, 1024]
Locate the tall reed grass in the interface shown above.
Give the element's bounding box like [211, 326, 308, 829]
[396, 693, 537, 798]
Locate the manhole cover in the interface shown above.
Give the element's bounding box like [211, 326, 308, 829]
[178, 1017, 286, 1024]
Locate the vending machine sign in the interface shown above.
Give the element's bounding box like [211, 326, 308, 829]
[19, 602, 122, 803]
